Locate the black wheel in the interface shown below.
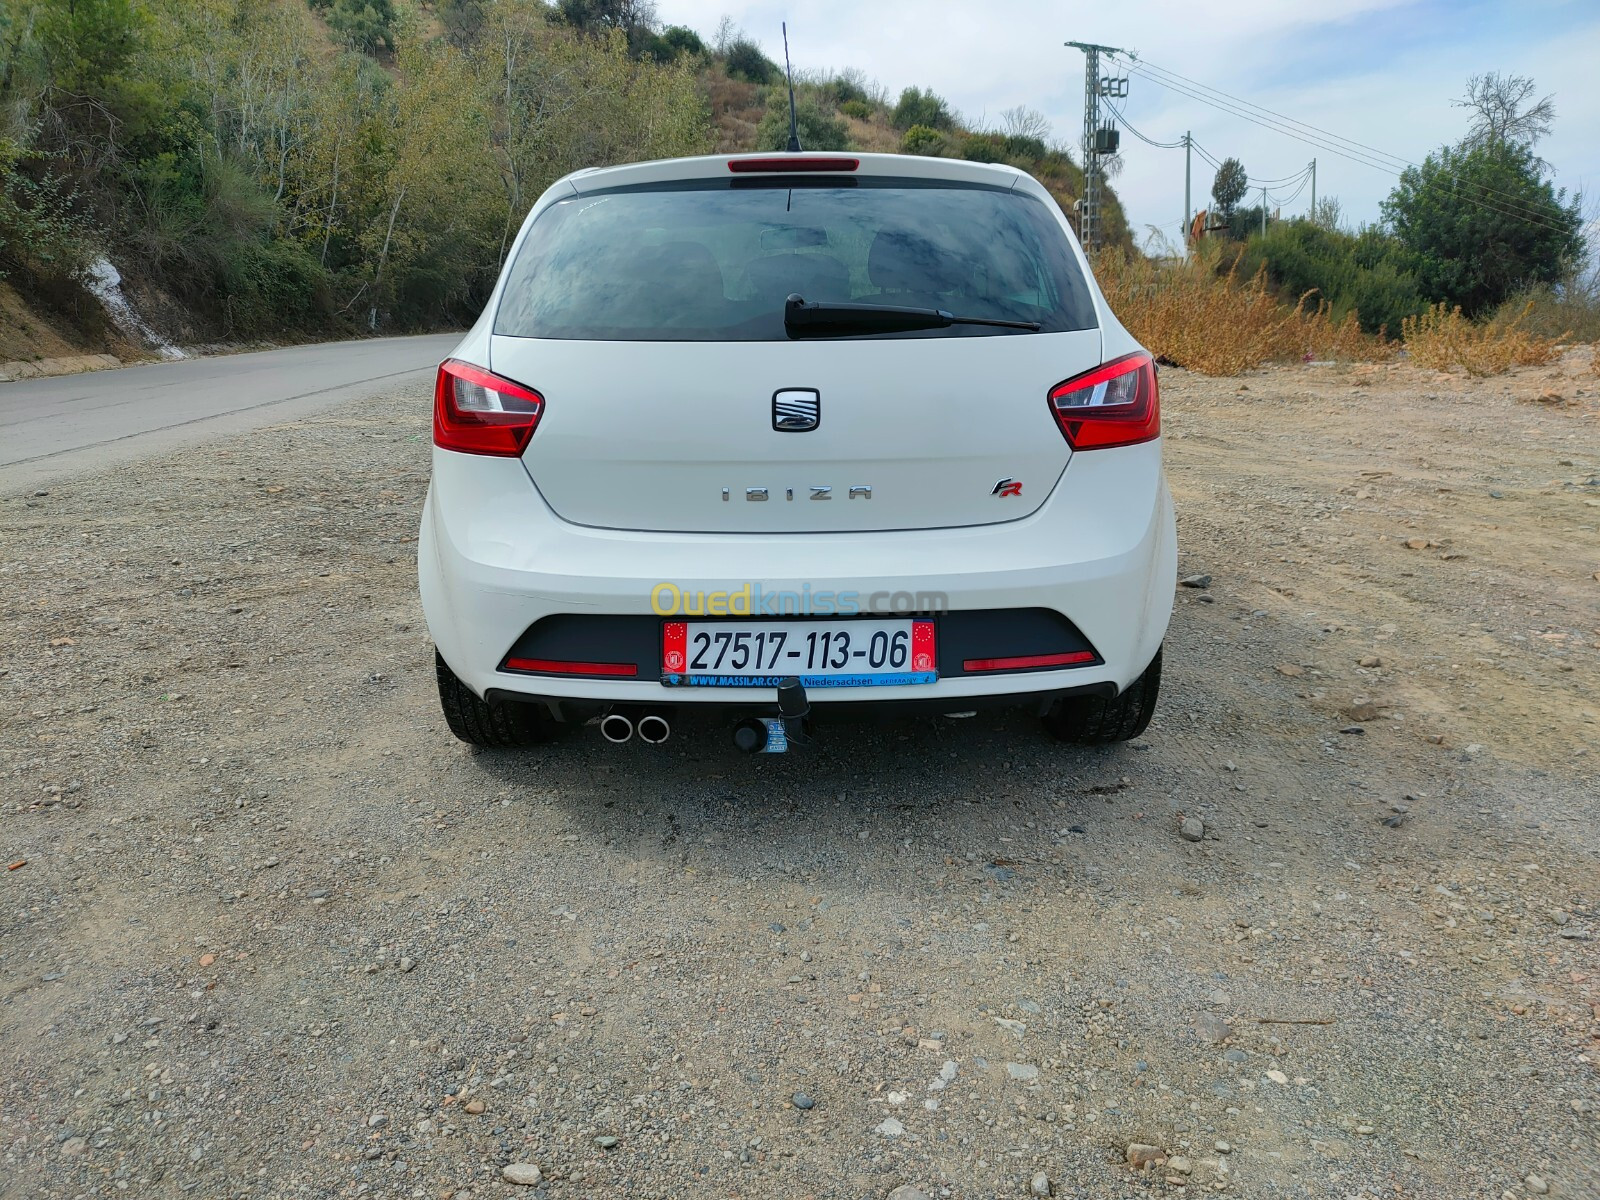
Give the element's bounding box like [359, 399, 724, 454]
[435, 651, 560, 748]
[1041, 647, 1161, 745]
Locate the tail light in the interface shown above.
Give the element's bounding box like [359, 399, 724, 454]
[433, 359, 543, 456]
[1048, 352, 1160, 450]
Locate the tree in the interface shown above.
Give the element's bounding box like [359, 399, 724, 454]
[1211, 157, 1247, 226]
[999, 106, 1051, 144]
[723, 37, 775, 84]
[1381, 139, 1584, 316]
[1308, 194, 1343, 232]
[556, 0, 656, 35]
[756, 94, 849, 152]
[891, 86, 951, 132]
[326, 0, 397, 55]
[438, 0, 487, 45]
[655, 25, 703, 59]
[1454, 72, 1554, 153]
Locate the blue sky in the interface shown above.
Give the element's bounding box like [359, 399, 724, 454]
[654, 0, 1600, 249]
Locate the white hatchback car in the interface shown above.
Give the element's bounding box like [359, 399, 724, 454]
[419, 151, 1174, 752]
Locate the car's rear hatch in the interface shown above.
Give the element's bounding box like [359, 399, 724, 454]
[488, 161, 1102, 534]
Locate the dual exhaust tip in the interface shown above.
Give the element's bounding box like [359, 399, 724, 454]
[599, 710, 670, 745]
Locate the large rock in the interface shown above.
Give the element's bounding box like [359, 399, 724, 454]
[502, 1163, 543, 1186]
[1127, 1143, 1166, 1169]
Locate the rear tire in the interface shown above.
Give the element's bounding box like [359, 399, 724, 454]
[435, 651, 560, 748]
[1041, 647, 1161, 744]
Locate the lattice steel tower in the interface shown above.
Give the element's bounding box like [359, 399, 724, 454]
[1065, 41, 1127, 257]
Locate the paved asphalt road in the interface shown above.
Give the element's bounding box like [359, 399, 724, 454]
[0, 334, 458, 491]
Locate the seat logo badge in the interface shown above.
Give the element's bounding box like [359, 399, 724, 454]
[772, 388, 821, 432]
[992, 478, 1023, 498]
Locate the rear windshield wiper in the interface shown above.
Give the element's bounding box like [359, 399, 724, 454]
[784, 293, 1042, 338]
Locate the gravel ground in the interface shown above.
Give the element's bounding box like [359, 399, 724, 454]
[2, 352, 1597, 1200]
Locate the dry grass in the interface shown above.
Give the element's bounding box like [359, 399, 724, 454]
[1401, 302, 1568, 376]
[703, 72, 765, 153]
[1097, 247, 1387, 375]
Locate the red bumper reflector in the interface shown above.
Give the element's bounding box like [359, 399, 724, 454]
[503, 657, 638, 678]
[962, 650, 1096, 672]
[728, 156, 859, 173]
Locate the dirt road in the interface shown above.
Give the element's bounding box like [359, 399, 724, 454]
[2, 352, 1596, 1200]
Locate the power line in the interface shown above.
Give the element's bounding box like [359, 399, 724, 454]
[1127, 56, 1409, 170]
[1249, 167, 1313, 186]
[1108, 100, 1311, 191]
[1103, 100, 1186, 149]
[1189, 139, 1224, 170]
[1126, 64, 1575, 235]
[1116, 54, 1575, 234]
[1267, 172, 1312, 207]
[1121, 61, 1407, 174]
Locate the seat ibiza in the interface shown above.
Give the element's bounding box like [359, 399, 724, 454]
[419, 151, 1175, 751]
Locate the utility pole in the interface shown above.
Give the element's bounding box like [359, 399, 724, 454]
[1310, 158, 1317, 222]
[1065, 40, 1127, 257]
[1183, 131, 1192, 254]
[1261, 184, 1268, 235]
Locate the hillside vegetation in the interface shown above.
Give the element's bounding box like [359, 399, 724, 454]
[0, 0, 1128, 353]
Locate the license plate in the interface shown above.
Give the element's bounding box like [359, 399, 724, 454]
[661, 619, 937, 688]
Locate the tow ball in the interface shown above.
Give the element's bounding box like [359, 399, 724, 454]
[733, 677, 811, 754]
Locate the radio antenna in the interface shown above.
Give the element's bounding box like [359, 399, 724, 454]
[783, 22, 801, 152]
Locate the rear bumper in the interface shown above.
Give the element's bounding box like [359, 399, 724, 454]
[419, 442, 1176, 707]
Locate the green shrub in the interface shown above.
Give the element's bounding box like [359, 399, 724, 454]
[1234, 220, 1426, 335]
[325, 0, 397, 54]
[839, 99, 872, 120]
[0, 139, 95, 281]
[220, 237, 333, 333]
[831, 75, 868, 106]
[1002, 133, 1047, 161]
[755, 95, 850, 152]
[656, 25, 704, 58]
[892, 86, 951, 131]
[900, 125, 944, 156]
[959, 133, 1007, 163]
[725, 37, 777, 84]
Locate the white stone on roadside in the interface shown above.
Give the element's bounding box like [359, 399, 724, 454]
[502, 1163, 543, 1186]
[1524, 1175, 1549, 1195]
[1168, 1155, 1192, 1174]
[1180, 816, 1204, 842]
[1006, 1062, 1040, 1081]
[886, 1187, 930, 1200]
[1030, 1170, 1052, 1196]
[876, 1116, 906, 1137]
[1266, 1069, 1289, 1085]
[887, 1090, 908, 1105]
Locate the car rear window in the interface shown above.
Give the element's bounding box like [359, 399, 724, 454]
[492, 178, 1097, 341]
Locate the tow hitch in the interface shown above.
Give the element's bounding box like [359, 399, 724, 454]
[733, 677, 810, 754]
